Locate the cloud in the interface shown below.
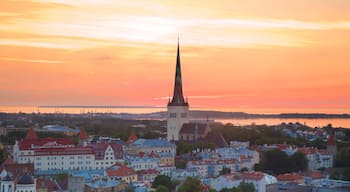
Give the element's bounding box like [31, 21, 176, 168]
[0, 57, 64, 64]
[154, 94, 252, 100]
[2, 0, 350, 50]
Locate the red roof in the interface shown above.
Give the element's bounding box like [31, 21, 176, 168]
[34, 146, 94, 156]
[223, 173, 241, 181]
[127, 131, 138, 144]
[138, 169, 160, 175]
[277, 173, 303, 181]
[25, 127, 38, 140]
[297, 147, 317, 155]
[19, 138, 74, 150]
[275, 144, 292, 150]
[305, 171, 324, 179]
[180, 123, 207, 135]
[2, 156, 15, 165]
[327, 135, 336, 146]
[79, 128, 88, 140]
[106, 163, 136, 177]
[190, 159, 236, 166]
[318, 149, 329, 155]
[90, 142, 123, 160]
[241, 172, 264, 181]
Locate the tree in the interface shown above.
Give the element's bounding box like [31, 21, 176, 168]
[336, 148, 350, 167]
[290, 152, 308, 172]
[0, 149, 5, 164]
[175, 159, 187, 169]
[178, 177, 201, 192]
[219, 167, 231, 175]
[153, 175, 172, 191]
[176, 141, 193, 155]
[254, 163, 264, 172]
[155, 185, 169, 192]
[124, 185, 135, 192]
[240, 167, 249, 172]
[237, 182, 255, 192]
[264, 149, 290, 174]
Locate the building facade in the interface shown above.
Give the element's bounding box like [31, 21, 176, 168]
[167, 40, 189, 141]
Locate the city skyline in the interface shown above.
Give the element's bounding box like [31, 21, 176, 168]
[1, 1, 350, 111]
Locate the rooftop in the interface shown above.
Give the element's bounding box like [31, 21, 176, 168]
[132, 139, 175, 148]
[106, 163, 136, 177]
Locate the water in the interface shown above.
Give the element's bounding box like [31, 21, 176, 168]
[1, 106, 350, 128]
[0, 106, 164, 114]
[217, 118, 350, 128]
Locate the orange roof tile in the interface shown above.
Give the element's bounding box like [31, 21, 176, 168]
[106, 163, 136, 177]
[79, 128, 88, 140]
[2, 156, 15, 165]
[25, 127, 37, 140]
[127, 131, 138, 144]
[241, 172, 264, 181]
[277, 173, 303, 181]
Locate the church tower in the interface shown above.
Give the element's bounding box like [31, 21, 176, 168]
[167, 39, 189, 141]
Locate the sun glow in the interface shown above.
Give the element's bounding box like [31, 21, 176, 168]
[0, 0, 350, 109]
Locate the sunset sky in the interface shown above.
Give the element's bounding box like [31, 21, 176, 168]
[1, 0, 350, 111]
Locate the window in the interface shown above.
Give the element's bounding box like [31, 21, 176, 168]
[170, 113, 176, 118]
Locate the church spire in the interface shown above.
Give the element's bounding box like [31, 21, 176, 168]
[168, 38, 188, 106]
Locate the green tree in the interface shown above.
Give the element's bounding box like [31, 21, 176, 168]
[240, 167, 249, 172]
[152, 175, 172, 191]
[155, 185, 169, 192]
[264, 149, 290, 174]
[0, 149, 5, 164]
[176, 141, 193, 155]
[290, 152, 308, 172]
[336, 148, 350, 167]
[237, 182, 255, 192]
[178, 177, 201, 192]
[124, 185, 135, 192]
[175, 159, 187, 169]
[219, 167, 231, 175]
[254, 163, 264, 172]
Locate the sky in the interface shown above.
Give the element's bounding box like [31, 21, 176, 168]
[1, 0, 350, 111]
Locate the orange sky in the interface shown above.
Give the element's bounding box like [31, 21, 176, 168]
[1, 0, 350, 110]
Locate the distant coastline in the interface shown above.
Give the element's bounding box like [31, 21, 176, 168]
[39, 105, 164, 108]
[187, 110, 350, 119]
[1, 106, 350, 119]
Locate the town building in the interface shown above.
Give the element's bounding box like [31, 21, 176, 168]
[171, 168, 199, 181]
[13, 128, 124, 173]
[167, 39, 189, 141]
[138, 169, 160, 182]
[105, 163, 137, 184]
[187, 159, 239, 178]
[210, 172, 266, 192]
[128, 139, 176, 166]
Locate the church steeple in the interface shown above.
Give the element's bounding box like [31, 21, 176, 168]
[168, 38, 188, 106]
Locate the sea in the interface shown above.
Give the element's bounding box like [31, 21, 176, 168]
[1, 106, 350, 128]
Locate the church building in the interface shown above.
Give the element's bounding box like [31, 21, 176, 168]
[167, 39, 190, 141]
[167, 40, 213, 142]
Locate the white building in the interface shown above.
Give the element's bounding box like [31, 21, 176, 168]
[216, 145, 260, 171]
[211, 172, 266, 192]
[171, 168, 199, 181]
[297, 148, 333, 170]
[126, 156, 159, 171]
[0, 173, 36, 192]
[13, 128, 124, 173]
[187, 159, 239, 178]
